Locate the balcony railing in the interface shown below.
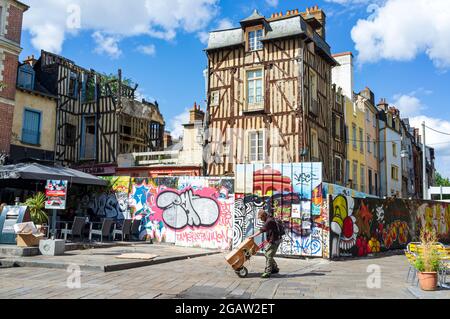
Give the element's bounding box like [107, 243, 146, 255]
[131, 150, 180, 166]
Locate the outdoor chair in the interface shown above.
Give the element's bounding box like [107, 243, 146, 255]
[112, 219, 132, 241]
[405, 242, 449, 287]
[131, 219, 142, 241]
[60, 217, 86, 241]
[89, 218, 115, 242]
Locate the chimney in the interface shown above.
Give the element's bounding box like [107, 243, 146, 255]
[189, 102, 205, 124]
[377, 98, 388, 112]
[301, 6, 326, 39]
[23, 55, 37, 67]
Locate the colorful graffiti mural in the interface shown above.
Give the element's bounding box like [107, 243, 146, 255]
[330, 195, 450, 258]
[80, 177, 131, 222]
[234, 163, 327, 258]
[128, 177, 234, 250]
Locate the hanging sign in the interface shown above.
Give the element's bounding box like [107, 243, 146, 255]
[45, 180, 68, 210]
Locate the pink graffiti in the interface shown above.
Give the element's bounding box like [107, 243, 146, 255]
[176, 228, 229, 245]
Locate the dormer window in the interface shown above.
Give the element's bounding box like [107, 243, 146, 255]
[248, 29, 263, 51]
[17, 64, 35, 90]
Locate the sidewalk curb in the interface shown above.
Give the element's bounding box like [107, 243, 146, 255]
[0, 251, 221, 272]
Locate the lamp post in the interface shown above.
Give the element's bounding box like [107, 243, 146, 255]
[422, 121, 428, 200]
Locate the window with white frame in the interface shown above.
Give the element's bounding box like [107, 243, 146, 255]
[248, 29, 263, 51]
[333, 114, 342, 140]
[248, 131, 264, 162]
[311, 129, 319, 159]
[392, 142, 397, 157]
[391, 165, 399, 181]
[353, 160, 358, 190]
[211, 91, 220, 106]
[246, 69, 263, 108]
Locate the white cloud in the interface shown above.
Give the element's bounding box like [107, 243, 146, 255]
[198, 18, 234, 45]
[92, 32, 122, 59]
[392, 89, 430, 118]
[22, 0, 219, 56]
[265, 0, 279, 7]
[350, 0, 450, 69]
[137, 44, 156, 56]
[409, 116, 450, 178]
[168, 109, 191, 139]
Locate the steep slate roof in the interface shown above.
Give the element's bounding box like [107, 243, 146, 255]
[206, 12, 335, 64]
[240, 9, 265, 24]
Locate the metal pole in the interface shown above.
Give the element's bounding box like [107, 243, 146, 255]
[51, 209, 57, 240]
[422, 122, 427, 200]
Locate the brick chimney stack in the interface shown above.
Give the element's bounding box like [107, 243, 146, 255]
[301, 5, 326, 39]
[23, 55, 37, 67]
[377, 98, 389, 112]
[189, 102, 205, 124]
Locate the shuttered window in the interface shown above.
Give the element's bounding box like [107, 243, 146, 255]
[17, 65, 35, 90]
[22, 109, 41, 145]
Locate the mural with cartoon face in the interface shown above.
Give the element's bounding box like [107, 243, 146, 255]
[330, 195, 450, 258]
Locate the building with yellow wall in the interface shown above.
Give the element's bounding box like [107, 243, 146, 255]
[332, 52, 367, 192]
[344, 95, 367, 192]
[10, 59, 57, 163]
[358, 87, 380, 196]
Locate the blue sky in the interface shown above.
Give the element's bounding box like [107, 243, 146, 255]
[20, 0, 450, 177]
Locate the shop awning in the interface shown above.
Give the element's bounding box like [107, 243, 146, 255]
[0, 163, 107, 186]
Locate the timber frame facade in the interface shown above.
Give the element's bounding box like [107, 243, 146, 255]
[34, 50, 165, 174]
[331, 85, 346, 186]
[204, 7, 338, 181]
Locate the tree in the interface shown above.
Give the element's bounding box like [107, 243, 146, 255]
[435, 172, 450, 187]
[84, 72, 135, 102]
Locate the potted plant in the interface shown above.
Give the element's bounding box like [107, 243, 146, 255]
[414, 230, 442, 291]
[24, 192, 48, 233]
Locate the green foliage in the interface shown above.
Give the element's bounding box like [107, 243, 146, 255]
[435, 172, 450, 187]
[24, 193, 48, 225]
[84, 73, 134, 102]
[414, 230, 443, 273]
[414, 251, 441, 272]
[100, 176, 119, 194]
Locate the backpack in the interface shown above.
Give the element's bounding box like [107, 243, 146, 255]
[274, 218, 287, 239]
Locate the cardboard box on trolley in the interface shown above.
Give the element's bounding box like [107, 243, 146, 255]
[225, 238, 261, 278]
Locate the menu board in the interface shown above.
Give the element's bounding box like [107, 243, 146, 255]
[45, 180, 68, 210]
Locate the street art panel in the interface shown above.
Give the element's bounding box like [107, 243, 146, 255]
[128, 177, 234, 250]
[80, 176, 131, 222]
[234, 163, 327, 258]
[329, 196, 450, 258]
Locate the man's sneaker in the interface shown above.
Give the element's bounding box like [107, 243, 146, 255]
[271, 268, 280, 274]
[261, 272, 271, 279]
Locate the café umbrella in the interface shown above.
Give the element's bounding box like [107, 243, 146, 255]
[0, 163, 108, 238]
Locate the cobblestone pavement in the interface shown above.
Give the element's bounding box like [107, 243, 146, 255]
[0, 253, 449, 299]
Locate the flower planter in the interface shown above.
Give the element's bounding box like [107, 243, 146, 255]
[418, 272, 438, 291]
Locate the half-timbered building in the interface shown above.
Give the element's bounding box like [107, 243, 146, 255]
[331, 85, 346, 186]
[204, 6, 338, 181]
[33, 50, 165, 175]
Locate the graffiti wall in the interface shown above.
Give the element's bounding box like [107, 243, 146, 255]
[79, 177, 131, 222]
[234, 163, 328, 258]
[330, 195, 450, 258]
[128, 177, 234, 250]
